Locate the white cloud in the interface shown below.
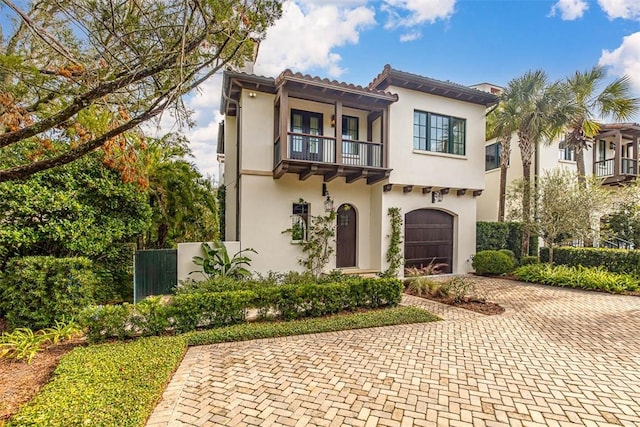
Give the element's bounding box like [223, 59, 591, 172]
[549, 0, 589, 20]
[254, 1, 375, 78]
[598, 0, 640, 20]
[399, 30, 422, 42]
[599, 32, 640, 96]
[382, 0, 456, 29]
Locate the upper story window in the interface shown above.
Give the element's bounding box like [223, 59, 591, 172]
[485, 142, 502, 171]
[413, 110, 466, 156]
[291, 202, 309, 242]
[342, 115, 359, 155]
[558, 140, 575, 162]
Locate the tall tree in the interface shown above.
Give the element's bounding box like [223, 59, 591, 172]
[487, 97, 519, 222]
[504, 70, 576, 256]
[564, 66, 640, 185]
[144, 134, 219, 249]
[0, 0, 282, 181]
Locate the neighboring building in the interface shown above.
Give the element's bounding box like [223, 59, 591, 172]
[472, 81, 640, 223]
[218, 65, 498, 275]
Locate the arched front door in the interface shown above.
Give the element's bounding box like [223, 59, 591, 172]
[336, 204, 357, 268]
[404, 209, 453, 273]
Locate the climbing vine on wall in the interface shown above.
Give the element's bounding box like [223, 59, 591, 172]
[382, 207, 403, 277]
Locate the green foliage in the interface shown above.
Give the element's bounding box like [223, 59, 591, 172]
[476, 221, 534, 259]
[82, 277, 404, 341]
[405, 277, 440, 297]
[514, 264, 639, 293]
[8, 336, 187, 427]
[472, 250, 516, 276]
[539, 246, 640, 277]
[143, 134, 219, 249]
[185, 307, 439, 346]
[404, 261, 447, 277]
[498, 249, 517, 265]
[601, 198, 640, 248]
[191, 241, 257, 279]
[284, 208, 337, 277]
[218, 185, 226, 241]
[0, 319, 82, 364]
[0, 150, 151, 302]
[446, 277, 477, 303]
[382, 207, 404, 277]
[405, 276, 477, 302]
[0, 257, 99, 330]
[520, 256, 541, 265]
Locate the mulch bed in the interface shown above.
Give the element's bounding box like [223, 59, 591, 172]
[405, 291, 505, 315]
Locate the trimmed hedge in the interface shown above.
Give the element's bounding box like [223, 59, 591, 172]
[472, 250, 516, 276]
[8, 336, 187, 427]
[477, 221, 538, 259]
[540, 246, 640, 277]
[0, 256, 99, 330]
[81, 278, 404, 342]
[514, 263, 639, 293]
[186, 306, 439, 346]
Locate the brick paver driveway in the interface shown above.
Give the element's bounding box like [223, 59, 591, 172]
[147, 278, 640, 426]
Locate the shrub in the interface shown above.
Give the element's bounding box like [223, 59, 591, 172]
[520, 256, 540, 265]
[472, 250, 516, 276]
[446, 277, 476, 303]
[0, 256, 99, 330]
[514, 264, 639, 293]
[477, 221, 537, 259]
[498, 249, 517, 265]
[81, 277, 404, 341]
[0, 319, 82, 364]
[539, 246, 640, 277]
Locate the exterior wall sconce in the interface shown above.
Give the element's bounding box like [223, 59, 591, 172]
[432, 190, 444, 203]
[330, 115, 336, 127]
[324, 195, 334, 212]
[609, 141, 615, 150]
[248, 92, 257, 98]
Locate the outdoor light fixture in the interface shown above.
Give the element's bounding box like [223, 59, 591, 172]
[248, 91, 257, 98]
[432, 190, 444, 203]
[330, 115, 336, 127]
[610, 141, 616, 150]
[324, 195, 334, 212]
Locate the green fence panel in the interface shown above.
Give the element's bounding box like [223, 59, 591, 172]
[134, 249, 177, 302]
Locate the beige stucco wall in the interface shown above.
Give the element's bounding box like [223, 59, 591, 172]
[238, 174, 383, 274]
[176, 241, 241, 282]
[386, 86, 487, 189]
[224, 116, 238, 240]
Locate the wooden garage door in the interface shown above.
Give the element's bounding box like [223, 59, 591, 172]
[404, 209, 453, 274]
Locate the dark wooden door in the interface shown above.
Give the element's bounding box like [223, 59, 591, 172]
[336, 204, 357, 268]
[290, 110, 323, 161]
[404, 209, 453, 273]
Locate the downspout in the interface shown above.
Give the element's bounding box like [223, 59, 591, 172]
[221, 86, 242, 243]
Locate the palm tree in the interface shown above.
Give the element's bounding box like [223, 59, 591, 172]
[504, 70, 576, 256]
[565, 66, 640, 186]
[487, 97, 519, 221]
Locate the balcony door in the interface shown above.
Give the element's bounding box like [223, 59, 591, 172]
[291, 110, 323, 161]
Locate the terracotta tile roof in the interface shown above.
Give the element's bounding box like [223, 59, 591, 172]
[369, 64, 499, 107]
[275, 69, 398, 101]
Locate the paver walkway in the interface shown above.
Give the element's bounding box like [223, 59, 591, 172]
[147, 278, 640, 426]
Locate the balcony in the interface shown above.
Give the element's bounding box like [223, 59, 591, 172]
[593, 123, 640, 186]
[274, 133, 388, 183]
[272, 70, 396, 185]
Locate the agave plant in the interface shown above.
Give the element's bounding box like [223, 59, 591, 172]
[191, 241, 257, 279]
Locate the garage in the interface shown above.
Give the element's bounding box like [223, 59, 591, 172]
[404, 209, 454, 274]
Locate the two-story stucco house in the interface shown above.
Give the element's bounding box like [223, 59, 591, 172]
[219, 65, 498, 275]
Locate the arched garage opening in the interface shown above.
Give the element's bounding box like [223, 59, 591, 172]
[404, 209, 454, 274]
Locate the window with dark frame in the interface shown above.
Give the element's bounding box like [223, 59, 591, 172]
[291, 202, 309, 242]
[558, 140, 575, 162]
[485, 142, 501, 171]
[413, 110, 466, 155]
[342, 115, 359, 155]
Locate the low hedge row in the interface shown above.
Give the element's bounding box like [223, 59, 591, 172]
[540, 246, 640, 277]
[81, 278, 403, 342]
[513, 264, 639, 293]
[472, 250, 517, 276]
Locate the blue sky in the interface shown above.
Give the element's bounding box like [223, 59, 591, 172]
[109, 1, 640, 179]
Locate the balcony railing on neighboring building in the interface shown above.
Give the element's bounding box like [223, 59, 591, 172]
[594, 157, 638, 178]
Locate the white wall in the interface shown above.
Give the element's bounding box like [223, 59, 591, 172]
[386, 86, 487, 189]
[177, 241, 242, 283]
